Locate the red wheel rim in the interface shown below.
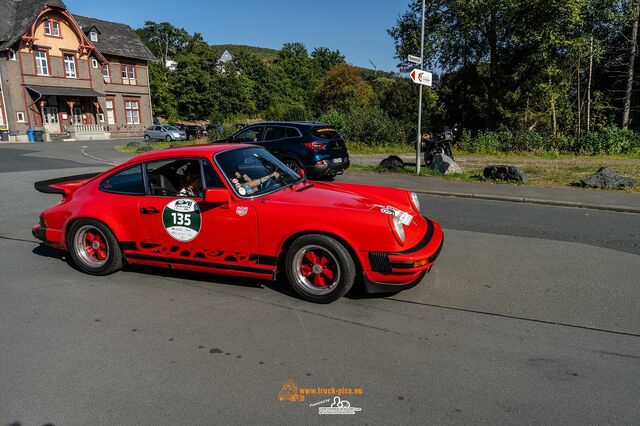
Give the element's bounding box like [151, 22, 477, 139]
[292, 245, 341, 296]
[84, 230, 108, 261]
[73, 225, 110, 268]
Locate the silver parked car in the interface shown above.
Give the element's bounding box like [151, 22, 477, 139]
[144, 125, 187, 141]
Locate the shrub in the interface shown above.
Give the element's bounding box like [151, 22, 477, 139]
[321, 106, 407, 145]
[578, 127, 640, 155]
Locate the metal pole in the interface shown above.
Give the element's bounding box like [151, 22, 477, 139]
[416, 0, 425, 175]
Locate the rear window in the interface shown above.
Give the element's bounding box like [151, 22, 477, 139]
[311, 127, 342, 140]
[99, 165, 145, 195]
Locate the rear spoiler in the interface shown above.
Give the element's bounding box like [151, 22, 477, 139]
[34, 172, 102, 195]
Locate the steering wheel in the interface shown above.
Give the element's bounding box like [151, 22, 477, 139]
[261, 175, 276, 190]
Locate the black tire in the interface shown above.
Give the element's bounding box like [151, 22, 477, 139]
[67, 219, 123, 276]
[165, 135, 172, 142]
[284, 234, 356, 303]
[283, 158, 303, 174]
[144, 134, 151, 141]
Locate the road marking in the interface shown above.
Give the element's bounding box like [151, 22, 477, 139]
[80, 146, 119, 166]
[385, 298, 640, 338]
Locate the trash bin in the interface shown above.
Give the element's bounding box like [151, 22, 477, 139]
[27, 128, 35, 142]
[34, 130, 44, 142]
[0, 129, 8, 142]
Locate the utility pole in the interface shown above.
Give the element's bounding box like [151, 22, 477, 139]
[416, 0, 425, 175]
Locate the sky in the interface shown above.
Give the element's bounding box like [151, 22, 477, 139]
[64, 0, 409, 72]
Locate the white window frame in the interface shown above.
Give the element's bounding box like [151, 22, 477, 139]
[90, 31, 98, 42]
[105, 99, 115, 125]
[91, 58, 99, 69]
[124, 100, 140, 125]
[64, 54, 76, 78]
[43, 20, 51, 35]
[7, 49, 16, 61]
[52, 21, 60, 37]
[102, 64, 110, 82]
[35, 50, 49, 76]
[121, 64, 136, 85]
[98, 113, 105, 122]
[16, 112, 26, 123]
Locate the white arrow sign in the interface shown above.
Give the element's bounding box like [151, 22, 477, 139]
[410, 69, 432, 87]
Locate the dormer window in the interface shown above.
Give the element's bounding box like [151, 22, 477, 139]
[7, 49, 16, 61]
[43, 20, 60, 37]
[90, 31, 98, 42]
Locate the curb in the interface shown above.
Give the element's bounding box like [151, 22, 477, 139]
[412, 189, 640, 214]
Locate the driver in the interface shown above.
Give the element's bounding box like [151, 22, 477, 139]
[179, 167, 202, 197]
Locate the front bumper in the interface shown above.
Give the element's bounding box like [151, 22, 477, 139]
[364, 217, 444, 293]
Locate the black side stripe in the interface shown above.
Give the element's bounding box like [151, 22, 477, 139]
[124, 253, 275, 275]
[391, 218, 434, 255]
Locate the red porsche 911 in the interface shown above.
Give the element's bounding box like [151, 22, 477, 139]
[33, 144, 443, 303]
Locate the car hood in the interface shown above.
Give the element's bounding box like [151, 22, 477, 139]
[264, 181, 411, 214]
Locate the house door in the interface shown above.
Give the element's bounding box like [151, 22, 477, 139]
[43, 107, 60, 134]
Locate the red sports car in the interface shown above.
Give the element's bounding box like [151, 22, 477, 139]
[33, 144, 443, 303]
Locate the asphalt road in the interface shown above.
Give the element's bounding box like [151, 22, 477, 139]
[1, 141, 639, 425]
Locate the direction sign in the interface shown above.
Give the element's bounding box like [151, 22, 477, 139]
[407, 54, 422, 64]
[410, 68, 432, 87]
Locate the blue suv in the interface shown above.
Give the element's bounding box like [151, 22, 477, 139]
[216, 121, 350, 179]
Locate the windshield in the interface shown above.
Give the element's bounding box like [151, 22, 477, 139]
[165, 125, 180, 131]
[215, 147, 301, 197]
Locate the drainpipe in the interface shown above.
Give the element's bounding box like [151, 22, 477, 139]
[146, 64, 153, 126]
[0, 65, 8, 132]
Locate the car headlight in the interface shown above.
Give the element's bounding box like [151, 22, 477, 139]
[409, 192, 420, 212]
[392, 215, 406, 244]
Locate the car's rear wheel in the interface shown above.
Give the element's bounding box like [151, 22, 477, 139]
[285, 234, 355, 303]
[68, 219, 122, 275]
[283, 158, 302, 174]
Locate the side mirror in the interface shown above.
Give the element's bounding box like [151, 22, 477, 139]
[205, 188, 230, 205]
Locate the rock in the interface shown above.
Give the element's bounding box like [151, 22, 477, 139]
[483, 165, 527, 182]
[135, 146, 153, 154]
[126, 141, 141, 148]
[429, 153, 463, 175]
[379, 155, 405, 171]
[581, 167, 636, 189]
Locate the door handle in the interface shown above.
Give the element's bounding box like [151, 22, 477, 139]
[140, 207, 159, 214]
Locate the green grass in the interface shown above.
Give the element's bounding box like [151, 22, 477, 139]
[114, 139, 206, 155]
[347, 141, 413, 155]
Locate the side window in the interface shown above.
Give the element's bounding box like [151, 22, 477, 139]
[146, 159, 204, 197]
[285, 127, 300, 138]
[202, 160, 224, 188]
[99, 165, 145, 195]
[263, 126, 287, 141]
[233, 126, 264, 142]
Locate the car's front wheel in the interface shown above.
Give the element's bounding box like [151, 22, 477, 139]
[165, 135, 172, 142]
[285, 234, 355, 303]
[144, 134, 151, 141]
[68, 219, 123, 275]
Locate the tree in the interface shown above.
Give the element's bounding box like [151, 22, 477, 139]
[136, 21, 190, 64]
[315, 64, 373, 112]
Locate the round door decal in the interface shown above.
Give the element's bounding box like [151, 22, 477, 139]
[162, 199, 202, 242]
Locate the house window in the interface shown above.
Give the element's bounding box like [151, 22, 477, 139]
[105, 99, 115, 125]
[64, 54, 76, 78]
[17, 112, 26, 123]
[124, 99, 140, 125]
[90, 31, 98, 42]
[91, 58, 99, 69]
[43, 20, 60, 37]
[98, 113, 105, 122]
[35, 50, 49, 76]
[102, 64, 110, 82]
[121, 65, 136, 85]
[72, 107, 83, 125]
[7, 49, 16, 60]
